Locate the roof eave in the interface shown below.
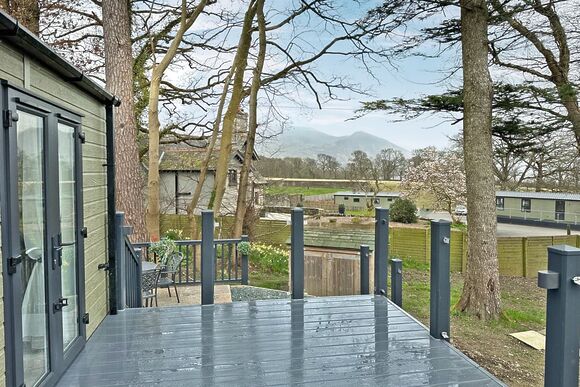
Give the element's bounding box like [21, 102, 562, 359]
[0, 11, 116, 105]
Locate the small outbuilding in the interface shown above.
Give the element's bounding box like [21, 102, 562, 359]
[496, 191, 580, 225]
[333, 191, 400, 211]
[0, 12, 116, 387]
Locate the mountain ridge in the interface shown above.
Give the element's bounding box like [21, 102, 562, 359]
[257, 127, 407, 164]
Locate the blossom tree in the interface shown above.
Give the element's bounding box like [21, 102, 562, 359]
[401, 147, 466, 223]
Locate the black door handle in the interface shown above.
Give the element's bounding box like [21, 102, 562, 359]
[53, 297, 69, 312]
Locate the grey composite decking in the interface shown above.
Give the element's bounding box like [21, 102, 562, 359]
[56, 295, 505, 386]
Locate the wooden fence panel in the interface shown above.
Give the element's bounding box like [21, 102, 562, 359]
[525, 237, 554, 277]
[497, 237, 525, 276]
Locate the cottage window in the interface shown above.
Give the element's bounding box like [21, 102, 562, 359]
[521, 198, 531, 212]
[344, 196, 349, 200]
[496, 197, 504, 210]
[353, 198, 360, 203]
[228, 170, 237, 187]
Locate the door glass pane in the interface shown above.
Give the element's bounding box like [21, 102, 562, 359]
[18, 111, 49, 387]
[58, 123, 78, 350]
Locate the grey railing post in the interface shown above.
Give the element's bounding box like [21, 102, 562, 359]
[374, 208, 389, 295]
[114, 212, 125, 313]
[241, 235, 249, 285]
[390, 258, 402, 307]
[538, 245, 580, 387]
[135, 248, 143, 308]
[291, 208, 304, 299]
[430, 219, 451, 341]
[201, 210, 215, 305]
[360, 245, 370, 295]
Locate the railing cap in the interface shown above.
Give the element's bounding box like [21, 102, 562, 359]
[430, 219, 452, 225]
[547, 245, 580, 255]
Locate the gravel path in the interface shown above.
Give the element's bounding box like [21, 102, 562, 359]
[231, 285, 290, 302]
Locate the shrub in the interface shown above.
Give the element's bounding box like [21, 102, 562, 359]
[164, 229, 183, 240]
[149, 237, 177, 264]
[390, 198, 418, 223]
[248, 244, 289, 274]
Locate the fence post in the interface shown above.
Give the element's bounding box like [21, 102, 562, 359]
[241, 235, 249, 285]
[430, 219, 451, 341]
[538, 245, 580, 387]
[291, 208, 304, 299]
[390, 258, 402, 307]
[374, 208, 389, 295]
[135, 248, 143, 308]
[114, 212, 125, 313]
[201, 210, 215, 305]
[360, 245, 370, 295]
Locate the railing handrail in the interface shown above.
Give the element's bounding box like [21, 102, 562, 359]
[124, 234, 140, 265]
[132, 237, 243, 248]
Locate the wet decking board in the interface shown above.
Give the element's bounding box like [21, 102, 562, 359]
[56, 295, 505, 386]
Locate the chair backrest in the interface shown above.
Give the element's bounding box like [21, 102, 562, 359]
[165, 252, 184, 273]
[142, 268, 161, 293]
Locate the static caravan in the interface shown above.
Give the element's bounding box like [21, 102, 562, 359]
[0, 12, 117, 387]
[333, 191, 400, 211]
[496, 191, 580, 225]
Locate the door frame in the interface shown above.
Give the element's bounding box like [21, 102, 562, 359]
[555, 200, 566, 221]
[0, 81, 86, 387]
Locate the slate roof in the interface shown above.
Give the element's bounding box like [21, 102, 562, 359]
[144, 142, 259, 172]
[496, 191, 580, 202]
[286, 228, 375, 251]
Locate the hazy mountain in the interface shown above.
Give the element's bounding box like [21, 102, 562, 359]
[257, 127, 408, 164]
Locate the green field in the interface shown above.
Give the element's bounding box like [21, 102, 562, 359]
[265, 186, 349, 196]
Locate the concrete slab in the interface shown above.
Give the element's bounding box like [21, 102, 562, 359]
[510, 330, 545, 350]
[156, 284, 232, 306]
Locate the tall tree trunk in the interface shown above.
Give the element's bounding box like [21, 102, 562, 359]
[1, 0, 40, 34]
[102, 0, 148, 241]
[233, 0, 266, 238]
[144, 0, 208, 240]
[456, 0, 501, 320]
[210, 1, 257, 216]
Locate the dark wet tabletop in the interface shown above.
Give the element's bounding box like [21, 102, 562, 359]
[56, 295, 505, 386]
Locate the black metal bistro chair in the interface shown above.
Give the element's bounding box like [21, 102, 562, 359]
[158, 252, 184, 303]
[142, 267, 162, 307]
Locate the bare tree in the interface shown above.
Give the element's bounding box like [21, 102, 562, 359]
[145, 0, 210, 240]
[209, 0, 258, 216]
[233, 0, 266, 238]
[1, 0, 40, 33]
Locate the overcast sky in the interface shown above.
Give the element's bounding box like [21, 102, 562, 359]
[263, 1, 462, 152]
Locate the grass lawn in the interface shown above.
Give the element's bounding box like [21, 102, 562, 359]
[399, 260, 546, 387]
[249, 270, 288, 291]
[265, 186, 349, 196]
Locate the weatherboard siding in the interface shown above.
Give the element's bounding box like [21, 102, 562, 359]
[0, 39, 109, 382]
